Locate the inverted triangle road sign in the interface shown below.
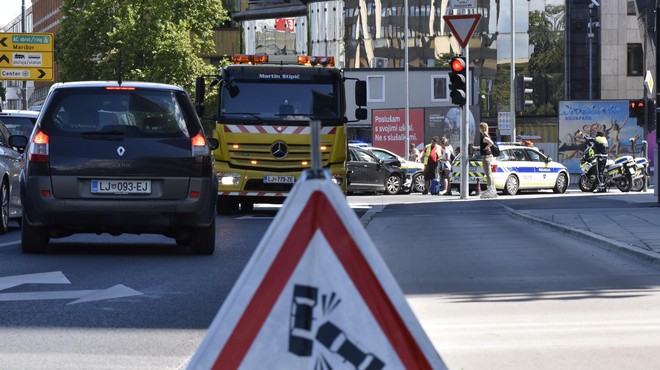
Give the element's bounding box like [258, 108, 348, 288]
[187, 174, 446, 369]
[443, 14, 482, 49]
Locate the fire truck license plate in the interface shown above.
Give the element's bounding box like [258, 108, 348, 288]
[263, 175, 295, 184]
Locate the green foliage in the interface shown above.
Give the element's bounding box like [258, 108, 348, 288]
[435, 53, 451, 67]
[199, 57, 233, 135]
[55, 0, 228, 93]
[526, 6, 565, 115]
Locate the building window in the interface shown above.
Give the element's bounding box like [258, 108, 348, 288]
[627, 1, 636, 16]
[431, 75, 448, 102]
[367, 75, 385, 102]
[627, 44, 643, 76]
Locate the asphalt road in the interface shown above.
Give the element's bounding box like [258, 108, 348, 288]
[0, 189, 659, 369]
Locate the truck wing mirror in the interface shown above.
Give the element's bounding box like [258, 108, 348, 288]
[355, 108, 367, 120]
[355, 80, 367, 107]
[194, 76, 205, 116]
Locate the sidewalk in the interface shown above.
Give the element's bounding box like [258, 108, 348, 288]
[502, 192, 660, 266]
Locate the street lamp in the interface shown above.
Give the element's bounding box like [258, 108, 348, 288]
[588, 1, 600, 100]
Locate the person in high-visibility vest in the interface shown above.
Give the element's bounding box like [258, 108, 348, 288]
[587, 130, 610, 193]
[421, 136, 441, 194]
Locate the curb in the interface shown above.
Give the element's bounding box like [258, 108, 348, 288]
[501, 204, 660, 268]
[359, 205, 385, 228]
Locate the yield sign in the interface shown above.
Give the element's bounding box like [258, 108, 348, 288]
[187, 174, 446, 369]
[443, 14, 482, 49]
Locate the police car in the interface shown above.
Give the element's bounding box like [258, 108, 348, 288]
[450, 143, 569, 195]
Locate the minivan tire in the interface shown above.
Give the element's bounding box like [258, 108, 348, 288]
[21, 214, 49, 253]
[188, 217, 216, 255]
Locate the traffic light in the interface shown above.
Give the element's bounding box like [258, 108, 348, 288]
[515, 74, 533, 112]
[629, 99, 645, 126]
[647, 100, 657, 132]
[449, 57, 466, 107]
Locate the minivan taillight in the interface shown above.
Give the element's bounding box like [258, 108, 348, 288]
[191, 133, 209, 156]
[29, 129, 49, 163]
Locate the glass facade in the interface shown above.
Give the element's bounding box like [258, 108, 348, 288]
[335, 0, 565, 118]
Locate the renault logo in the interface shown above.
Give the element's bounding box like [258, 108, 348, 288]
[271, 142, 288, 159]
[117, 146, 125, 156]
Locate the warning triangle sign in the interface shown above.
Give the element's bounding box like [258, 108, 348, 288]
[187, 174, 446, 369]
[443, 14, 482, 49]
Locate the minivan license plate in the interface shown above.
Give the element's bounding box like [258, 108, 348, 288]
[263, 175, 295, 184]
[91, 180, 151, 194]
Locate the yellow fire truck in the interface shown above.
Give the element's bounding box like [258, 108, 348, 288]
[195, 54, 367, 214]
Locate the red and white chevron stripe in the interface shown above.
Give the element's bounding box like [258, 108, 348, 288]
[219, 191, 286, 197]
[223, 124, 336, 135]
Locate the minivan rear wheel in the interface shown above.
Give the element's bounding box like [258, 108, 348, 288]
[188, 217, 216, 255]
[21, 214, 49, 253]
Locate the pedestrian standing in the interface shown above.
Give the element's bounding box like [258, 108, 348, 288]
[475, 122, 498, 199]
[421, 136, 442, 195]
[439, 137, 453, 195]
[409, 142, 421, 162]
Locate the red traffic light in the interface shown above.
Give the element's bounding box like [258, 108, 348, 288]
[630, 100, 645, 109]
[450, 57, 465, 73]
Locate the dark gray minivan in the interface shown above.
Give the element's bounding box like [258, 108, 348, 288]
[17, 81, 218, 254]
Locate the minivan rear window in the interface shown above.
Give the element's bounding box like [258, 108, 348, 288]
[43, 88, 194, 137]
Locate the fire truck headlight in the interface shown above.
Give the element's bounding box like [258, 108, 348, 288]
[218, 172, 241, 186]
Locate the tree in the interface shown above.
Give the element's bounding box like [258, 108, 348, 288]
[55, 0, 228, 92]
[527, 6, 565, 115]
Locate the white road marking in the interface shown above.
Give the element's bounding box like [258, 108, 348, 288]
[0, 271, 143, 304]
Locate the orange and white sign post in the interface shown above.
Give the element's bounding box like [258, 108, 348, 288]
[187, 154, 446, 369]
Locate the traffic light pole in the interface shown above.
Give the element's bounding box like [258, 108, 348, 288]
[510, 0, 516, 142]
[460, 45, 470, 200]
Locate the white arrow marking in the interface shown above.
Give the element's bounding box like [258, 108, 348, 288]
[67, 284, 143, 305]
[0, 284, 143, 304]
[0, 271, 70, 290]
[0, 271, 143, 304]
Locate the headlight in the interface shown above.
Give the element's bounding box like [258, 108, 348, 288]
[217, 172, 240, 186]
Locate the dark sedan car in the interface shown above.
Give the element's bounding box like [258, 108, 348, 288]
[347, 146, 408, 195]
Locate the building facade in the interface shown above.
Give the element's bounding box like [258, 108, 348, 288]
[1, 6, 35, 110]
[1, 0, 654, 140]
[234, 0, 653, 145]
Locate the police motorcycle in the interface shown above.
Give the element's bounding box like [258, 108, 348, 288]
[577, 131, 635, 192]
[622, 137, 649, 192]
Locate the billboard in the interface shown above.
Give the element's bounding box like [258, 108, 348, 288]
[371, 109, 424, 158]
[558, 100, 653, 174]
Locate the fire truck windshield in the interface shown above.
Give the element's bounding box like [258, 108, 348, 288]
[220, 80, 341, 122]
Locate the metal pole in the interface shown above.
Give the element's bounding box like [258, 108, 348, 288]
[460, 44, 470, 200]
[21, 0, 27, 110]
[404, 0, 410, 159]
[588, 4, 594, 100]
[510, 0, 516, 141]
[308, 120, 324, 179]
